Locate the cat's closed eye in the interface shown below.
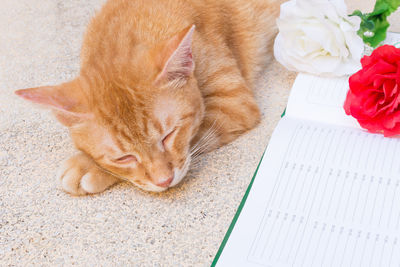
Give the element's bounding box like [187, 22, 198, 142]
[162, 128, 177, 148]
[114, 155, 137, 164]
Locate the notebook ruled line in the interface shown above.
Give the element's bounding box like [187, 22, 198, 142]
[244, 121, 400, 266]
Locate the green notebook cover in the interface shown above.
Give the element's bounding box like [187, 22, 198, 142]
[211, 109, 286, 266]
[211, 152, 265, 266]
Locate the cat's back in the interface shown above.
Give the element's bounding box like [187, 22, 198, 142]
[84, 0, 278, 40]
[81, 0, 280, 84]
[82, 0, 280, 52]
[193, 0, 281, 83]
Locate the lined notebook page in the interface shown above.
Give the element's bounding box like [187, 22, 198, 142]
[285, 73, 359, 128]
[217, 118, 400, 266]
[216, 32, 400, 266]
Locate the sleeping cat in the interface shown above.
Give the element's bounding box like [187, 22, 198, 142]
[15, 0, 280, 195]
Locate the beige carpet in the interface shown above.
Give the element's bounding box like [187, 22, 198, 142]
[1, 0, 398, 266]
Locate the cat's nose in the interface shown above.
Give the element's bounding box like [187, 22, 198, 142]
[155, 175, 174, 188]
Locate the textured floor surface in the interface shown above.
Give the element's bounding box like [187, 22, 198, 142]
[1, 0, 398, 266]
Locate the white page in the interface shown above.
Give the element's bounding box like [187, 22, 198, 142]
[217, 117, 400, 267]
[285, 73, 360, 128]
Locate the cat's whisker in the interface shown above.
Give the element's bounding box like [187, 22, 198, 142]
[189, 119, 222, 165]
[191, 135, 214, 158]
[190, 129, 213, 157]
[98, 165, 130, 183]
[191, 119, 218, 152]
[196, 120, 220, 149]
[190, 125, 214, 153]
[189, 155, 202, 167]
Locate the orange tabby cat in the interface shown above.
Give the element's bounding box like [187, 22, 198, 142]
[15, 0, 280, 195]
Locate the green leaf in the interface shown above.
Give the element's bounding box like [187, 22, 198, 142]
[377, 0, 400, 13]
[364, 19, 375, 30]
[351, 0, 400, 47]
[363, 19, 390, 47]
[351, 9, 363, 17]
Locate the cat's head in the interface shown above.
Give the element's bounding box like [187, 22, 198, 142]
[15, 26, 205, 192]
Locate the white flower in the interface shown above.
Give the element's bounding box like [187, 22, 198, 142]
[274, 0, 364, 76]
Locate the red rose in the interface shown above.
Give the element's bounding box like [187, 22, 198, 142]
[344, 45, 400, 137]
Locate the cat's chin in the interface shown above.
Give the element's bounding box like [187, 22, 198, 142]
[134, 182, 170, 193]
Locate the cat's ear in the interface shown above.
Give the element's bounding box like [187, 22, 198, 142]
[155, 25, 195, 84]
[15, 82, 91, 126]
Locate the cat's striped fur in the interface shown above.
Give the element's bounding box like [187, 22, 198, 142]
[16, 0, 281, 195]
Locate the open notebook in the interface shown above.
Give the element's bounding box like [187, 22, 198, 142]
[212, 34, 400, 267]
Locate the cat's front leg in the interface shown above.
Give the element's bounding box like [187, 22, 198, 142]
[58, 152, 120, 195]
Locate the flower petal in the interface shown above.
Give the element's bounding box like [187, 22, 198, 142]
[274, 0, 363, 76]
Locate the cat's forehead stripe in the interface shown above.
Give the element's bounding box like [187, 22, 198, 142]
[114, 133, 129, 153]
[112, 122, 141, 152]
[94, 154, 105, 161]
[97, 106, 115, 125]
[181, 112, 195, 120]
[142, 118, 149, 136]
[152, 119, 163, 133]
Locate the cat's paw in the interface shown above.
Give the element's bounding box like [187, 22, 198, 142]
[58, 153, 119, 196]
